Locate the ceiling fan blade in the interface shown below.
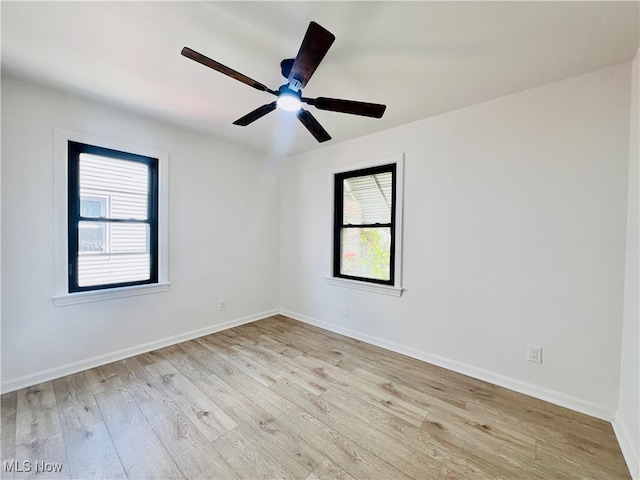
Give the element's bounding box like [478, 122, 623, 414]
[304, 97, 387, 118]
[181, 47, 277, 95]
[297, 109, 331, 143]
[233, 102, 277, 126]
[288, 22, 335, 89]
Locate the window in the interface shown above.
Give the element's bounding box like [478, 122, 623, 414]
[334, 164, 396, 284]
[54, 129, 169, 305]
[68, 142, 158, 292]
[328, 154, 404, 296]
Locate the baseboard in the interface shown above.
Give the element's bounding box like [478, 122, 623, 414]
[0, 309, 278, 394]
[280, 309, 616, 422]
[612, 412, 640, 479]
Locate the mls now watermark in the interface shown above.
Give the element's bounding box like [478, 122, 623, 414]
[4, 460, 64, 473]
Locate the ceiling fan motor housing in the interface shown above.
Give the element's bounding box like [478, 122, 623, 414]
[278, 84, 302, 98]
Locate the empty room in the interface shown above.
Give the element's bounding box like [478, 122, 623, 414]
[1, 1, 639, 478]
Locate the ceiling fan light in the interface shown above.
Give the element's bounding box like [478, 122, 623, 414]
[277, 92, 302, 112]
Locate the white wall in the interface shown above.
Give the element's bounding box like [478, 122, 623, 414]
[616, 49, 640, 479]
[1, 74, 280, 390]
[280, 63, 631, 418]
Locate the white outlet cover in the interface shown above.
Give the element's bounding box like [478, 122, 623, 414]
[339, 305, 349, 317]
[527, 345, 542, 363]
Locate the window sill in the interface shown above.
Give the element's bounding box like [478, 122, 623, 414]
[53, 282, 170, 306]
[325, 277, 403, 296]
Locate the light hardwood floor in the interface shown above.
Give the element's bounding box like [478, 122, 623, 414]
[1, 315, 630, 479]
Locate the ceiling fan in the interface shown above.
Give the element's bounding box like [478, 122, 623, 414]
[181, 21, 386, 143]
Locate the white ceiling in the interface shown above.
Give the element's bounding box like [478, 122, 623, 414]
[2, 1, 638, 156]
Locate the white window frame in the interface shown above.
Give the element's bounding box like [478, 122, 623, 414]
[325, 153, 404, 296]
[53, 128, 170, 306]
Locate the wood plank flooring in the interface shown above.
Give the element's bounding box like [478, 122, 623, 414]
[0, 315, 630, 479]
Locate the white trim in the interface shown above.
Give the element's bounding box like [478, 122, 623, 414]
[612, 412, 640, 479]
[280, 308, 616, 422]
[327, 153, 404, 293]
[53, 128, 169, 305]
[324, 276, 403, 296]
[53, 282, 171, 306]
[0, 309, 278, 394]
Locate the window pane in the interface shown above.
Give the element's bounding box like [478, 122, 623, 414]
[109, 223, 149, 254]
[77, 222, 150, 286]
[340, 227, 391, 281]
[79, 221, 106, 253]
[80, 197, 106, 218]
[79, 153, 149, 220]
[77, 254, 150, 287]
[343, 172, 392, 225]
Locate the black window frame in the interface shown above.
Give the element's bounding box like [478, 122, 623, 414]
[68, 141, 159, 293]
[333, 163, 397, 286]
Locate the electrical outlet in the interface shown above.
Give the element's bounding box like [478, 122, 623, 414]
[219, 299, 226, 311]
[339, 305, 349, 317]
[527, 345, 542, 364]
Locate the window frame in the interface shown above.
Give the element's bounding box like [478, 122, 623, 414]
[333, 163, 397, 285]
[326, 153, 404, 296]
[67, 141, 159, 293]
[53, 129, 169, 306]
